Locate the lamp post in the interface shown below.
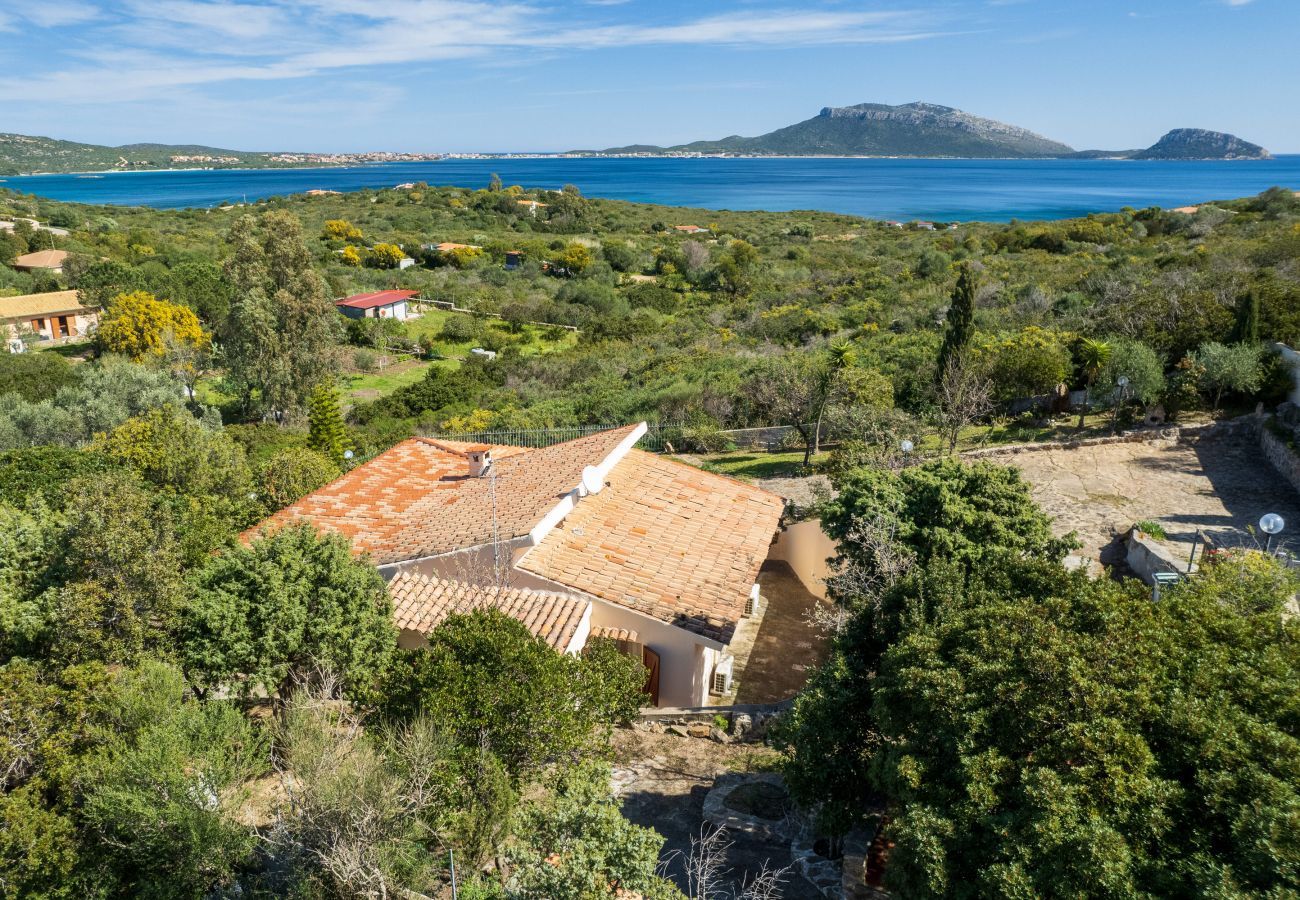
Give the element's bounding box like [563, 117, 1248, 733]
[1113, 375, 1130, 433]
[1260, 513, 1285, 554]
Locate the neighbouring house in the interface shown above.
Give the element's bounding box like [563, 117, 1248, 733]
[1, 290, 99, 351]
[334, 289, 419, 321]
[505, 250, 524, 270]
[245, 424, 787, 707]
[398, 256, 416, 269]
[517, 200, 547, 216]
[11, 249, 70, 274]
[673, 224, 708, 234]
[422, 241, 483, 254]
[304, 189, 341, 196]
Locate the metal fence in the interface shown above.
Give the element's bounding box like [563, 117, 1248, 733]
[422, 422, 686, 452]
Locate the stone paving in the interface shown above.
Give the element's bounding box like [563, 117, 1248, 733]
[995, 436, 1300, 570]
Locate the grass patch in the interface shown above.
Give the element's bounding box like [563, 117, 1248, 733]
[1136, 519, 1169, 540]
[694, 450, 821, 480]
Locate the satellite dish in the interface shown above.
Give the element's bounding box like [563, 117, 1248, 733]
[581, 465, 604, 495]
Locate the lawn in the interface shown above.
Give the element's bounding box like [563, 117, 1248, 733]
[402, 306, 578, 361]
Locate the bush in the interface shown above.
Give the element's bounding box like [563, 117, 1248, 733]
[256, 447, 340, 511]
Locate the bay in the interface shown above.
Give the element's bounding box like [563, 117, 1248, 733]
[4, 156, 1299, 222]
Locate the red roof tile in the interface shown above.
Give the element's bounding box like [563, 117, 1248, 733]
[336, 289, 419, 310]
[518, 452, 784, 643]
[245, 426, 640, 565]
[390, 572, 588, 651]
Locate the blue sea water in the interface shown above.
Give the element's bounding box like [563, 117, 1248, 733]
[4, 156, 1299, 222]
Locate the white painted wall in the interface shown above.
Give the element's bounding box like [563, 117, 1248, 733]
[767, 518, 838, 600]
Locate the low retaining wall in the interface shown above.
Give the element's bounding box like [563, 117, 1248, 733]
[1260, 426, 1300, 498]
[962, 419, 1244, 460]
[1124, 529, 1191, 586]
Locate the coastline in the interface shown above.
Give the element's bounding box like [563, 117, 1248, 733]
[5, 153, 1287, 178]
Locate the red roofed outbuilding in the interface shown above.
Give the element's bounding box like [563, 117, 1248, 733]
[335, 289, 418, 320]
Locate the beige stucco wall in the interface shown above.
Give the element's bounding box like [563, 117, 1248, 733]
[767, 518, 837, 600]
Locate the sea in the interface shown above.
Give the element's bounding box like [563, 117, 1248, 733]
[4, 156, 1300, 222]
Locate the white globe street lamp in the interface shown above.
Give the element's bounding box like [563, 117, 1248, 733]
[1260, 513, 1285, 552]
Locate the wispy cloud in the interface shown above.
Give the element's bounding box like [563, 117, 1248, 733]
[0, 1, 951, 102]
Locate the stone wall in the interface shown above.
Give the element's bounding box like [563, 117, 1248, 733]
[1124, 530, 1191, 586]
[1259, 425, 1300, 498]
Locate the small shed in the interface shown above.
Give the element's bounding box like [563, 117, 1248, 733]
[335, 289, 419, 321]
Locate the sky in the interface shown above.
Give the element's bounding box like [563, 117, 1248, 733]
[0, 0, 1295, 154]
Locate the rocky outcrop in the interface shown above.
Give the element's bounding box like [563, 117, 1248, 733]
[1132, 128, 1270, 160]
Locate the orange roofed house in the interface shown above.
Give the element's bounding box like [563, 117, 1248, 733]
[247, 423, 786, 707]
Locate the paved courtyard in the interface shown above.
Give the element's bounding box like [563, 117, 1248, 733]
[997, 436, 1300, 570]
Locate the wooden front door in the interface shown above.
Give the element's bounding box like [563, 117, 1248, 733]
[641, 646, 660, 706]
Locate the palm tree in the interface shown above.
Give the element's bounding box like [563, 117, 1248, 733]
[811, 341, 857, 460]
[1076, 338, 1112, 429]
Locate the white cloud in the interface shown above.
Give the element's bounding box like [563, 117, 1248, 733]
[21, 1, 102, 27]
[0, 1, 952, 102]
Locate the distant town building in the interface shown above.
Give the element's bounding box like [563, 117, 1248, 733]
[334, 289, 419, 321]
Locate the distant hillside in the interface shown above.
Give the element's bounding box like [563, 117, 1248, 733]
[1131, 129, 1270, 160]
[0, 133, 442, 175]
[595, 102, 1076, 158]
[0, 133, 292, 175]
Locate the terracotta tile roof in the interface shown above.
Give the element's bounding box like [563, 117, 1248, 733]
[518, 451, 785, 644]
[0, 290, 94, 321]
[389, 571, 589, 651]
[591, 625, 639, 643]
[244, 426, 641, 565]
[12, 249, 68, 269]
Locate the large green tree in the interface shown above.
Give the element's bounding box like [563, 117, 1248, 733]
[180, 523, 395, 699]
[220, 211, 340, 418]
[935, 263, 979, 382]
[380, 612, 644, 783]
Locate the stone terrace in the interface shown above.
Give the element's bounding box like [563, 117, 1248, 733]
[990, 430, 1300, 570]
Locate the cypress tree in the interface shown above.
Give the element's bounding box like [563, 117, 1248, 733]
[936, 263, 979, 381]
[307, 383, 348, 466]
[1231, 289, 1260, 344]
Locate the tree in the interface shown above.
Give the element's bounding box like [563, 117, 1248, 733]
[366, 242, 406, 269]
[221, 212, 340, 417]
[553, 242, 593, 276]
[306, 382, 349, 466]
[264, 682, 454, 897]
[379, 612, 644, 783]
[256, 447, 340, 511]
[95, 290, 210, 362]
[1195, 341, 1265, 412]
[488, 172, 503, 192]
[931, 352, 994, 455]
[165, 260, 234, 328]
[43, 473, 188, 665]
[935, 263, 978, 381]
[322, 219, 363, 242]
[181, 523, 395, 700]
[0, 352, 76, 402]
[68, 260, 145, 309]
[785, 482, 1300, 898]
[1074, 336, 1111, 427]
[91, 404, 254, 504]
[1231, 288, 1261, 344]
[973, 327, 1072, 402]
[79, 662, 266, 898]
[744, 349, 882, 468]
[1093, 337, 1165, 424]
[507, 762, 684, 900]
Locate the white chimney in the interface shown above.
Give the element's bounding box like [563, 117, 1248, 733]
[466, 446, 493, 478]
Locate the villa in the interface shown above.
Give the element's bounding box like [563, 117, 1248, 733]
[1, 289, 99, 351]
[11, 249, 70, 274]
[245, 424, 787, 707]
